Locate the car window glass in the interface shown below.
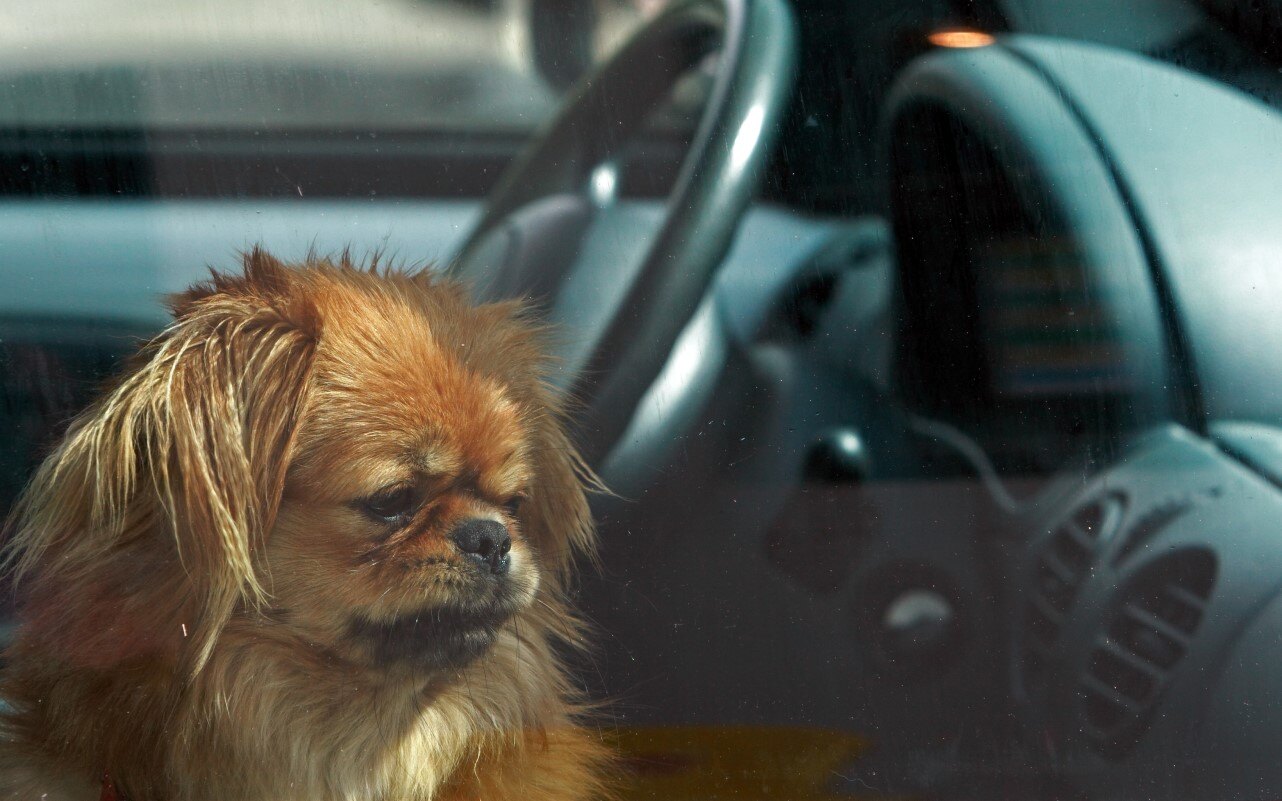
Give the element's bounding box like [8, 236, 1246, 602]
[4, 1, 1282, 800]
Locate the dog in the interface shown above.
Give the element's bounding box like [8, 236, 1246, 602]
[0, 250, 612, 800]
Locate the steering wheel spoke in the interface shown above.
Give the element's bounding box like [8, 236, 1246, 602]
[456, 192, 599, 303]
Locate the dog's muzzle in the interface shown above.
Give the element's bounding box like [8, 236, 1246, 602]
[348, 595, 520, 672]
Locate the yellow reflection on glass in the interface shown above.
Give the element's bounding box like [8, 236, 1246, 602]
[928, 28, 996, 48]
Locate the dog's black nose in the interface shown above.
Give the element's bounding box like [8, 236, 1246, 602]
[449, 518, 512, 575]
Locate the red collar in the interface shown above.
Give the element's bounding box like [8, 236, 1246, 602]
[100, 772, 124, 801]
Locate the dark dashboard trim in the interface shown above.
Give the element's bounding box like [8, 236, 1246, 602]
[0, 127, 689, 201]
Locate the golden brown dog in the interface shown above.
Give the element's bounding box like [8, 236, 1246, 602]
[0, 250, 611, 800]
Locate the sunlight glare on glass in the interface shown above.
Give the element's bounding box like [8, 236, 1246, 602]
[927, 28, 996, 49]
[590, 163, 618, 206]
[730, 103, 766, 174]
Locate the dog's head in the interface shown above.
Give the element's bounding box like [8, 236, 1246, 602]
[5, 250, 594, 677]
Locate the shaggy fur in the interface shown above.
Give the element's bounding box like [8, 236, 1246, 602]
[0, 250, 612, 800]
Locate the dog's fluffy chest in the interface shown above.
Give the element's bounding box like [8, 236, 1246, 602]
[173, 626, 561, 801]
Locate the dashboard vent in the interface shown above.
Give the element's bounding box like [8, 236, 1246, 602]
[1112, 486, 1221, 565]
[1021, 493, 1125, 690]
[1112, 498, 1189, 564]
[1081, 547, 1217, 758]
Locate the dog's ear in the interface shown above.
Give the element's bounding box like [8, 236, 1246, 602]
[4, 249, 318, 670]
[523, 395, 599, 585]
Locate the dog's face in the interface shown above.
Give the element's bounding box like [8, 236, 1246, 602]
[268, 295, 544, 673]
[6, 251, 594, 678]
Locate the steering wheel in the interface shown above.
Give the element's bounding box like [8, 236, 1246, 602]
[448, 0, 797, 468]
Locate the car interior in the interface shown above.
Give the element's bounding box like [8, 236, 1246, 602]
[4, 0, 1282, 798]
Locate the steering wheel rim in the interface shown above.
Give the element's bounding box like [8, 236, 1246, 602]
[449, 0, 797, 468]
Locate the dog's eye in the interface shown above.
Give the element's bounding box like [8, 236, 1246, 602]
[361, 486, 418, 525]
[501, 493, 527, 519]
